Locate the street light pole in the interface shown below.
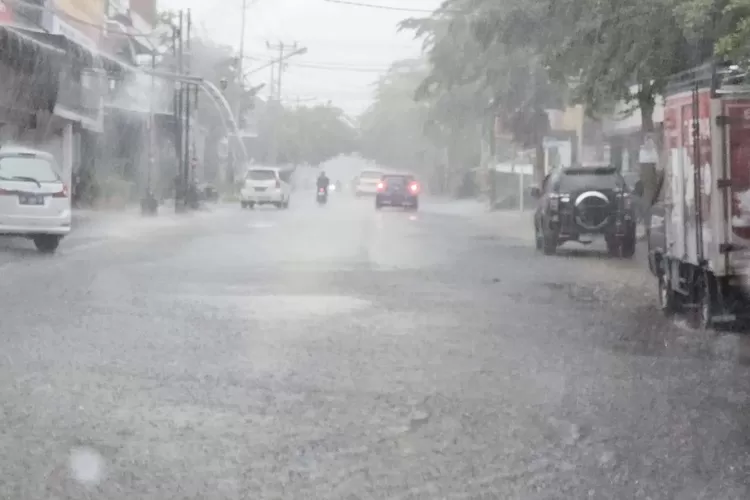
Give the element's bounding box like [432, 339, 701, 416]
[237, 0, 247, 125]
[265, 42, 305, 165]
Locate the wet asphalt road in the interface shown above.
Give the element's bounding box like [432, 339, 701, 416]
[2, 193, 750, 499]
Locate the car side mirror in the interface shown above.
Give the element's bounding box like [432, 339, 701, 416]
[530, 186, 541, 198]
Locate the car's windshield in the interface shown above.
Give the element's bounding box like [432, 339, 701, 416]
[360, 171, 382, 179]
[557, 169, 623, 191]
[246, 169, 276, 181]
[0, 156, 60, 183]
[383, 175, 409, 186]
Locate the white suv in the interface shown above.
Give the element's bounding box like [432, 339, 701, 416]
[240, 167, 291, 209]
[0, 147, 71, 253]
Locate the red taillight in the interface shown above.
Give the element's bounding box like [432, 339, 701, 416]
[319, 188, 325, 193]
[409, 182, 419, 193]
[52, 185, 68, 198]
[0, 188, 12, 195]
[376, 182, 385, 191]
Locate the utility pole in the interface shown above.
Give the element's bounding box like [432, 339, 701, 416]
[226, 0, 248, 181]
[183, 8, 192, 209]
[266, 41, 302, 164]
[175, 10, 184, 212]
[237, 0, 247, 126]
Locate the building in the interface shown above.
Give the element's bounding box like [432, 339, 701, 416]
[0, 0, 110, 196]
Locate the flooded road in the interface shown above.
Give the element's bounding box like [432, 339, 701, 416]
[1, 194, 749, 498]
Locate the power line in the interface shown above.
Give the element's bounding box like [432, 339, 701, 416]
[322, 0, 438, 13]
[287, 62, 389, 72]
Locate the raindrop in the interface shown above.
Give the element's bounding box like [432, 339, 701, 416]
[69, 447, 105, 486]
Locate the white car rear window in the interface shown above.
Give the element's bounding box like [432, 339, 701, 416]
[360, 171, 382, 179]
[0, 156, 60, 182]
[247, 170, 276, 181]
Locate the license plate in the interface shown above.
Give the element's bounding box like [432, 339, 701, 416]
[19, 195, 44, 205]
[254, 187, 266, 192]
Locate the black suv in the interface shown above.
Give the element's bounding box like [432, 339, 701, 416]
[531, 165, 639, 257]
[375, 174, 420, 210]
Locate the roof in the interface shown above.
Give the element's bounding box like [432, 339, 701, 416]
[563, 165, 618, 175]
[382, 172, 415, 177]
[247, 165, 281, 171]
[0, 146, 54, 160]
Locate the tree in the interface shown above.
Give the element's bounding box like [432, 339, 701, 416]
[254, 102, 357, 166]
[359, 60, 437, 174]
[357, 58, 484, 193]
[401, 4, 562, 184]
[463, 0, 728, 198]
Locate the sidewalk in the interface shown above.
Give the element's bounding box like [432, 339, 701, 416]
[71, 202, 227, 240]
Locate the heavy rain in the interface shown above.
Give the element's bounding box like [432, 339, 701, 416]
[2, 0, 750, 498]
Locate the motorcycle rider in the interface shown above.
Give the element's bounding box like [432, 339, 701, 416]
[317, 171, 330, 195]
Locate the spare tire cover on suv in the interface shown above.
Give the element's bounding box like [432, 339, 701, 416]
[575, 190, 611, 230]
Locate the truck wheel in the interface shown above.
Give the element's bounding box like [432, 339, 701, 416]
[34, 235, 61, 254]
[542, 228, 557, 255]
[694, 275, 715, 329]
[657, 273, 678, 316]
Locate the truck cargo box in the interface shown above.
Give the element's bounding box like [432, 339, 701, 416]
[653, 62, 750, 326]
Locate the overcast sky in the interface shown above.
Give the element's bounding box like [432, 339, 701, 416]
[159, 0, 442, 116]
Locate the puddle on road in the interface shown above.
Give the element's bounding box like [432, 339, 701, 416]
[177, 293, 371, 319]
[247, 222, 275, 229]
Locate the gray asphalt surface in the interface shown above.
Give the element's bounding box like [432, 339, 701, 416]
[2, 193, 750, 499]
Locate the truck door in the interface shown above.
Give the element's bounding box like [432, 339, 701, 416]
[724, 100, 750, 273]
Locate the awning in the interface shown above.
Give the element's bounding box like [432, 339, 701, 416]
[0, 25, 65, 113]
[0, 24, 66, 71]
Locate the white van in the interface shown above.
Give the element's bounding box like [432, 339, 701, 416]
[0, 146, 71, 253]
[240, 167, 291, 209]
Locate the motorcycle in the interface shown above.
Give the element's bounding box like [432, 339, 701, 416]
[316, 187, 328, 205]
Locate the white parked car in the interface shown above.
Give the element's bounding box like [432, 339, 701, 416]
[0, 147, 71, 253]
[355, 170, 384, 196]
[240, 167, 291, 209]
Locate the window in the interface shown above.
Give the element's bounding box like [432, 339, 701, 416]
[383, 175, 409, 186]
[557, 167, 622, 191]
[246, 169, 276, 181]
[0, 156, 61, 183]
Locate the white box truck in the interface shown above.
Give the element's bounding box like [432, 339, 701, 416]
[650, 62, 750, 327]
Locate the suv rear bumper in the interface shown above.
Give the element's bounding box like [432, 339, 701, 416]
[376, 194, 418, 206]
[240, 189, 285, 203]
[0, 224, 71, 236]
[547, 212, 634, 238]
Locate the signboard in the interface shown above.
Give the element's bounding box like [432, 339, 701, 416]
[53, 0, 105, 47]
[0, 1, 12, 22]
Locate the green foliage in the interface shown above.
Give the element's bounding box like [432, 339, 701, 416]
[358, 60, 437, 171]
[256, 102, 358, 166]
